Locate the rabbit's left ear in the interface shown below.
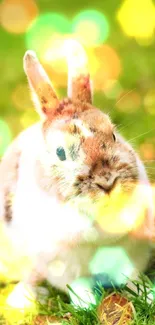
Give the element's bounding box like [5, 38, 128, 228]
[24, 50, 59, 119]
[65, 40, 93, 104]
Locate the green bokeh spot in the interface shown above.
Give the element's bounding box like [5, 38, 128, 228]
[72, 9, 110, 44]
[26, 12, 71, 54]
[89, 246, 134, 286]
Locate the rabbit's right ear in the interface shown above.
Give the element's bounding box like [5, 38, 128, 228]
[65, 40, 93, 104]
[24, 51, 59, 120]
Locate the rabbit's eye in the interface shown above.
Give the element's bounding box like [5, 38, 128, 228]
[112, 133, 116, 142]
[56, 147, 66, 161]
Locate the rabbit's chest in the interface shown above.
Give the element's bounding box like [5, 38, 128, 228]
[7, 172, 93, 256]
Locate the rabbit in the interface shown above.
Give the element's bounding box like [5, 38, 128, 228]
[0, 40, 154, 306]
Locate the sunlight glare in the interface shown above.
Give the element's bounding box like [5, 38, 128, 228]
[6, 282, 35, 309]
[70, 277, 96, 308]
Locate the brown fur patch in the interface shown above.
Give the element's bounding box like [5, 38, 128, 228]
[42, 99, 92, 133]
[71, 74, 92, 103]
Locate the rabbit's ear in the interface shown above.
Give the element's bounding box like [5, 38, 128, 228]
[65, 40, 93, 104]
[24, 51, 59, 119]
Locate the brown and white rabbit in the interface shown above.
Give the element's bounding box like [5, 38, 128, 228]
[0, 41, 154, 306]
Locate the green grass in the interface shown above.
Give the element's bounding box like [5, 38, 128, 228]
[1, 274, 155, 324]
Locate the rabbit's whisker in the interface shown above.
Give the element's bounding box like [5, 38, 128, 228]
[128, 128, 155, 142]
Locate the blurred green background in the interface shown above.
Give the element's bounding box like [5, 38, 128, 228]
[0, 0, 155, 181]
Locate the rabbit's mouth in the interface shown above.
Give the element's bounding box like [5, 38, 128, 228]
[73, 174, 138, 204]
[74, 174, 118, 196]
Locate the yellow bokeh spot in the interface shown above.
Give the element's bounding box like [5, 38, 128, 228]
[117, 0, 155, 41]
[41, 35, 77, 87]
[73, 20, 101, 47]
[43, 34, 65, 62]
[12, 83, 33, 110]
[0, 0, 38, 34]
[96, 184, 148, 235]
[0, 282, 36, 323]
[42, 34, 68, 74]
[87, 48, 100, 77]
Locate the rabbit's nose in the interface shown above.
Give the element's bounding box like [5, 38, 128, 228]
[95, 176, 118, 193]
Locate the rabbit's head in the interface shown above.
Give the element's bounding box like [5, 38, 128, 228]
[24, 41, 154, 238]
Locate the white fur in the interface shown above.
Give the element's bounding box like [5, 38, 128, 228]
[1, 123, 153, 292]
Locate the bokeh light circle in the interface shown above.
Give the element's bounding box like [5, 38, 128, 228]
[95, 184, 148, 236]
[12, 83, 33, 110]
[25, 12, 71, 87]
[90, 45, 121, 90]
[0, 0, 38, 34]
[89, 247, 134, 286]
[26, 13, 71, 56]
[42, 35, 73, 76]
[0, 119, 12, 156]
[117, 0, 155, 41]
[139, 142, 155, 161]
[72, 10, 110, 46]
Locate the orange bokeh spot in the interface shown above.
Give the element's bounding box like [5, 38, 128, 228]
[139, 142, 155, 161]
[90, 45, 121, 90]
[0, 0, 38, 34]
